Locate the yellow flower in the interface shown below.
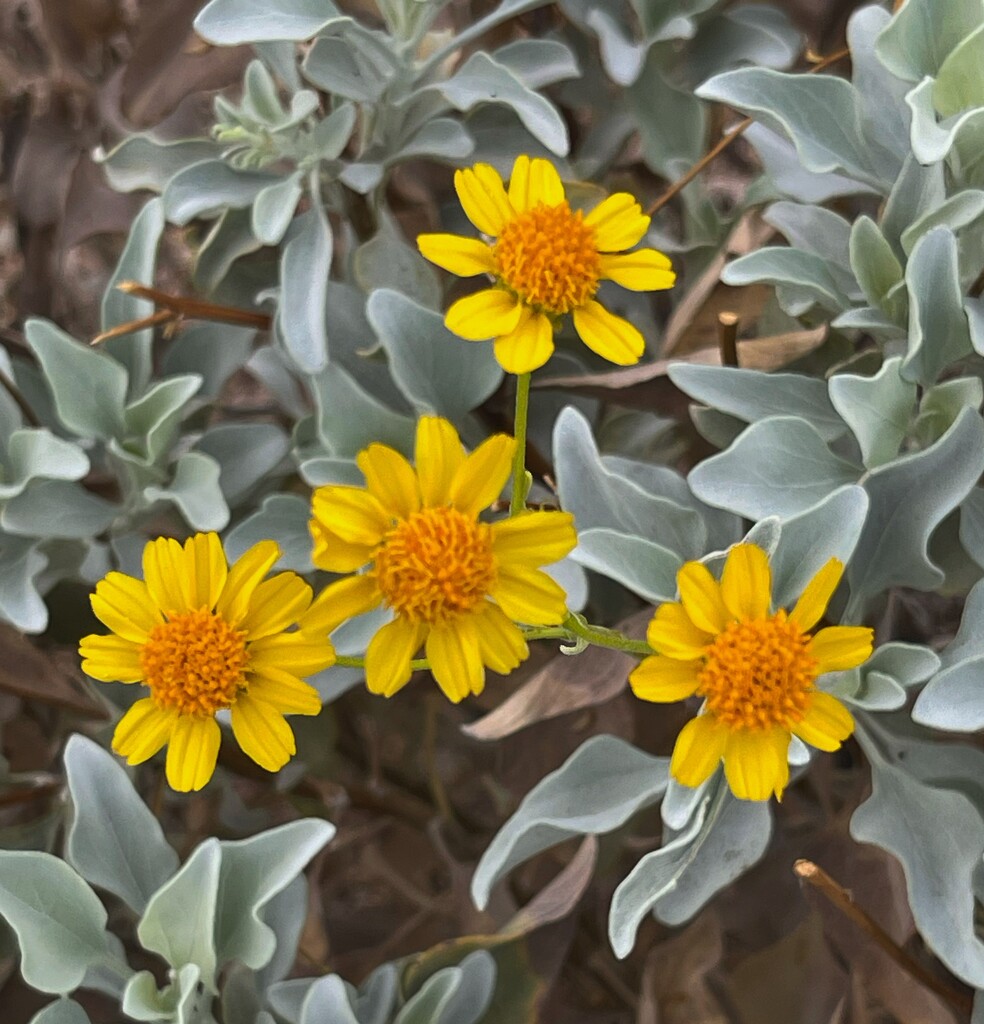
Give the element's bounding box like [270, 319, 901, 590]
[629, 543, 873, 802]
[306, 416, 577, 702]
[79, 533, 335, 792]
[417, 155, 675, 374]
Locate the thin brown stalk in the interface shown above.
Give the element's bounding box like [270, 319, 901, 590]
[116, 281, 272, 330]
[90, 309, 177, 346]
[794, 860, 973, 1017]
[0, 365, 41, 427]
[717, 311, 740, 367]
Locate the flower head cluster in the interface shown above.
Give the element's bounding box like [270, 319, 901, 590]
[418, 155, 675, 374]
[630, 543, 873, 801]
[79, 533, 334, 791]
[307, 416, 577, 702]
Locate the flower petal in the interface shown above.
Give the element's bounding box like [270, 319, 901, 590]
[365, 617, 427, 697]
[309, 520, 375, 573]
[142, 537, 191, 615]
[572, 300, 645, 365]
[165, 715, 221, 792]
[79, 633, 144, 682]
[310, 485, 391, 546]
[670, 714, 728, 789]
[249, 632, 336, 677]
[720, 543, 772, 622]
[491, 565, 568, 625]
[417, 233, 496, 276]
[357, 443, 421, 520]
[449, 433, 516, 516]
[247, 669, 322, 715]
[724, 728, 790, 801]
[90, 572, 164, 643]
[446, 288, 523, 341]
[454, 163, 514, 236]
[599, 249, 675, 291]
[113, 698, 176, 764]
[789, 558, 844, 630]
[793, 691, 855, 752]
[241, 572, 312, 640]
[629, 656, 701, 703]
[508, 155, 564, 212]
[415, 416, 465, 506]
[182, 533, 227, 611]
[231, 694, 296, 772]
[426, 618, 485, 702]
[583, 193, 650, 251]
[476, 604, 528, 674]
[677, 561, 731, 634]
[646, 602, 714, 660]
[491, 510, 577, 567]
[215, 539, 280, 626]
[809, 625, 874, 673]
[301, 574, 382, 635]
[493, 309, 554, 374]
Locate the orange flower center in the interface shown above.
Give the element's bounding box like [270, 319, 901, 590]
[494, 201, 601, 315]
[140, 607, 250, 715]
[373, 506, 497, 625]
[696, 612, 818, 731]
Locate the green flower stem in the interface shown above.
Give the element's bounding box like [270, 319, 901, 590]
[560, 613, 654, 656]
[509, 371, 532, 516]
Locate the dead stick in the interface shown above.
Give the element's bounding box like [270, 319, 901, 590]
[116, 281, 272, 330]
[794, 859, 973, 1017]
[648, 46, 851, 216]
[718, 311, 739, 367]
[91, 308, 177, 346]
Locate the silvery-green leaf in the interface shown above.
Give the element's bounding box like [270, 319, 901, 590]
[194, 0, 342, 43]
[875, 0, 983, 82]
[97, 136, 220, 194]
[471, 735, 669, 909]
[912, 658, 984, 731]
[492, 38, 580, 89]
[225, 495, 314, 574]
[0, 850, 114, 994]
[848, 216, 904, 314]
[721, 247, 854, 314]
[765, 201, 853, 267]
[396, 118, 474, 163]
[934, 23, 984, 118]
[688, 417, 860, 520]
[312, 365, 415, 458]
[28, 1000, 91, 1024]
[25, 319, 127, 440]
[907, 76, 984, 166]
[825, 669, 907, 711]
[145, 452, 229, 532]
[901, 227, 972, 385]
[305, 102, 358, 161]
[268, 978, 317, 1024]
[848, 408, 984, 608]
[394, 963, 478, 1024]
[246, 348, 307, 418]
[164, 162, 280, 225]
[629, 60, 707, 179]
[852, 717, 984, 986]
[101, 198, 165, 395]
[195, 423, 289, 504]
[355, 233, 440, 308]
[221, 965, 262, 1024]
[2, 481, 118, 539]
[609, 780, 771, 956]
[828, 357, 915, 468]
[65, 735, 179, 915]
[696, 68, 883, 187]
[123, 374, 203, 466]
[302, 35, 394, 102]
[882, 153, 946, 253]
[194, 208, 265, 295]
[689, 5, 801, 84]
[0, 429, 88, 500]
[573, 528, 680, 603]
[354, 964, 399, 1024]
[299, 975, 359, 1024]
[252, 175, 303, 246]
[439, 52, 568, 156]
[0, 535, 48, 632]
[338, 162, 384, 193]
[278, 203, 332, 375]
[961, 487, 984, 570]
[122, 970, 180, 1021]
[769, 484, 869, 610]
[215, 820, 334, 971]
[138, 840, 221, 991]
[669, 363, 846, 441]
[161, 324, 256, 398]
[915, 377, 983, 445]
[255, 876, 307, 990]
[900, 190, 984, 255]
[366, 290, 502, 418]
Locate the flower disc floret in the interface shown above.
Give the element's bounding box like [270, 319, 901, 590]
[628, 543, 873, 802]
[417, 155, 675, 375]
[79, 532, 335, 792]
[306, 416, 578, 703]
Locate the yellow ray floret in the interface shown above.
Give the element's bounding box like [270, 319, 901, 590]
[417, 155, 675, 375]
[307, 415, 578, 703]
[79, 533, 335, 792]
[629, 543, 873, 802]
